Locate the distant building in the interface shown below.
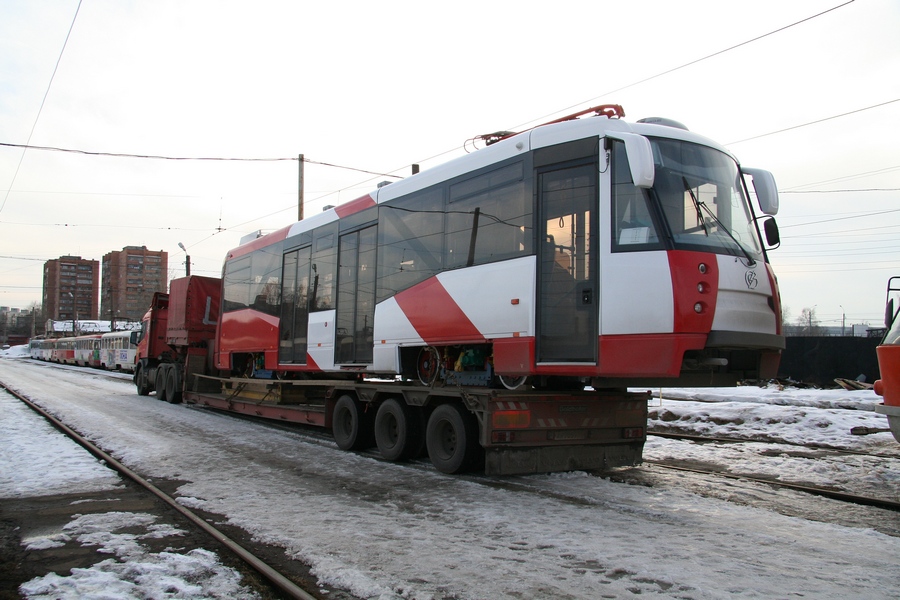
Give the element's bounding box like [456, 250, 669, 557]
[43, 256, 100, 322]
[101, 246, 168, 323]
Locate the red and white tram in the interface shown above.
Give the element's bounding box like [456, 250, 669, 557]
[74, 334, 102, 367]
[215, 105, 783, 388]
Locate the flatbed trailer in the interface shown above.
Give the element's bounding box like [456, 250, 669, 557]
[184, 375, 647, 476]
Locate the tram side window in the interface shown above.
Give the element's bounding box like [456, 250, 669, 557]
[611, 140, 663, 252]
[377, 188, 444, 303]
[445, 162, 531, 269]
[222, 246, 282, 316]
[311, 226, 337, 311]
[223, 255, 251, 312]
[250, 247, 282, 317]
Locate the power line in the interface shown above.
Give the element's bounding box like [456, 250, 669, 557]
[506, 1, 857, 132]
[728, 98, 900, 145]
[0, 142, 403, 180]
[0, 219, 210, 232]
[780, 208, 900, 229]
[0, 0, 83, 216]
[782, 189, 900, 194]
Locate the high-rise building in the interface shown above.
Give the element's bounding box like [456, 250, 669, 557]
[101, 246, 168, 323]
[43, 256, 100, 322]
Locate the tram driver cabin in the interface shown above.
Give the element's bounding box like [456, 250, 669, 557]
[134, 106, 784, 475]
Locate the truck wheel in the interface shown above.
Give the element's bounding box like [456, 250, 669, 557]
[332, 395, 373, 451]
[426, 403, 481, 474]
[165, 367, 182, 404]
[155, 368, 168, 402]
[374, 398, 423, 461]
[135, 365, 151, 396]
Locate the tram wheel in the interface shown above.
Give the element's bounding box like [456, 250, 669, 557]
[426, 403, 482, 474]
[374, 398, 423, 461]
[155, 368, 168, 402]
[416, 346, 440, 386]
[332, 395, 373, 451]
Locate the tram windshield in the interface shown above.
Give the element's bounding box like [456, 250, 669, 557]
[614, 138, 763, 262]
[647, 138, 763, 262]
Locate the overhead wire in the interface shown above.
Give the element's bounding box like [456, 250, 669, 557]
[0, 0, 83, 216]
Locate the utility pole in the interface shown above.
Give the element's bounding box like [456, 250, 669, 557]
[298, 153, 305, 221]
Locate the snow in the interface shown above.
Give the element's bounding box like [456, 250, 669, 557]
[19, 512, 256, 600]
[2, 348, 900, 599]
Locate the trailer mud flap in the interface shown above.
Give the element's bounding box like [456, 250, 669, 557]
[484, 442, 643, 476]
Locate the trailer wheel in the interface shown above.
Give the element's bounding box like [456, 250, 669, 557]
[332, 395, 373, 451]
[135, 365, 151, 396]
[374, 398, 423, 461]
[155, 368, 168, 402]
[426, 403, 481, 474]
[165, 367, 182, 404]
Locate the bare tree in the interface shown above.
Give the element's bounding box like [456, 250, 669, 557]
[796, 307, 823, 336]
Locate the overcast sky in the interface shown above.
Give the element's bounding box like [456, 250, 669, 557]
[1, 0, 898, 329]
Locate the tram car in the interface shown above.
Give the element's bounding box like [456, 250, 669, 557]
[74, 335, 102, 367]
[100, 330, 138, 372]
[29, 338, 54, 361]
[875, 276, 900, 442]
[217, 105, 782, 387]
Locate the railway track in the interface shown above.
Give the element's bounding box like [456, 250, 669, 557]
[1, 379, 319, 600]
[647, 431, 900, 512]
[649, 429, 894, 457]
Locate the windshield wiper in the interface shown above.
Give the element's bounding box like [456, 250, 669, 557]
[683, 176, 709, 236]
[682, 176, 756, 266]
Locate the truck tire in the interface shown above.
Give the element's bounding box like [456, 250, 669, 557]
[165, 367, 182, 404]
[374, 398, 423, 461]
[426, 403, 482, 474]
[135, 365, 152, 396]
[155, 368, 168, 402]
[332, 395, 373, 451]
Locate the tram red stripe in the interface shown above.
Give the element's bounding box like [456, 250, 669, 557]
[394, 278, 485, 344]
[334, 194, 376, 218]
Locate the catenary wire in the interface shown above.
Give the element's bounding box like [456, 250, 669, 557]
[0, 0, 83, 216]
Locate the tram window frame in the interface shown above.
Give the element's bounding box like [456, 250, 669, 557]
[310, 223, 338, 312]
[610, 139, 665, 253]
[444, 160, 532, 270]
[377, 188, 444, 303]
[249, 245, 282, 317]
[223, 255, 251, 313]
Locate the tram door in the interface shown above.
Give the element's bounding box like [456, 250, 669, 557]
[279, 246, 311, 364]
[335, 226, 377, 364]
[537, 162, 598, 364]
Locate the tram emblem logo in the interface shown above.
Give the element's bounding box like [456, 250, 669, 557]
[745, 270, 759, 290]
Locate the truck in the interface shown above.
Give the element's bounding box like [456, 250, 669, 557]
[134, 275, 221, 403]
